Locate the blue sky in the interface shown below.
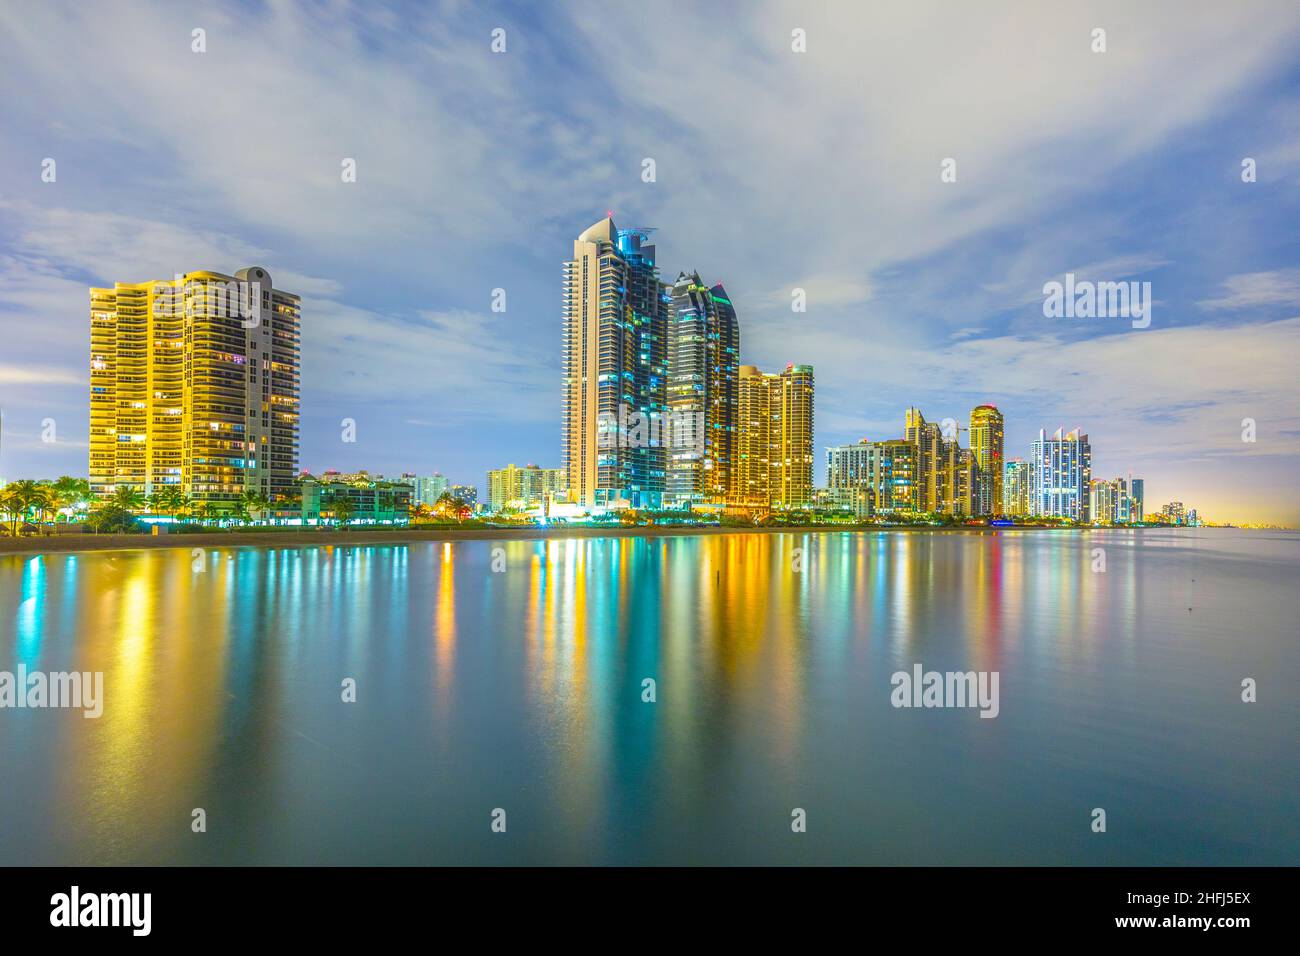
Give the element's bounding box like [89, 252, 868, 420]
[2, 0, 1299, 523]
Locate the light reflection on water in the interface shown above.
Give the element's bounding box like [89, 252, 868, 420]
[0, 529, 1296, 865]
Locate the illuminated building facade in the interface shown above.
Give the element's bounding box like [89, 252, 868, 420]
[449, 484, 478, 508]
[402, 473, 449, 508]
[1090, 478, 1122, 523]
[1029, 427, 1092, 521]
[904, 407, 986, 515]
[488, 463, 566, 512]
[969, 404, 1004, 516]
[666, 271, 740, 507]
[1003, 458, 1030, 516]
[561, 217, 668, 510]
[826, 438, 917, 516]
[904, 407, 943, 513]
[735, 363, 814, 508]
[300, 474, 411, 524]
[1129, 478, 1145, 522]
[89, 267, 300, 508]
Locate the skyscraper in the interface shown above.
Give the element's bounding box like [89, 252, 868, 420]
[561, 217, 668, 510]
[906, 407, 973, 514]
[952, 448, 980, 517]
[1003, 458, 1030, 516]
[904, 407, 942, 513]
[89, 267, 300, 507]
[1089, 478, 1122, 523]
[1029, 428, 1092, 521]
[666, 271, 740, 507]
[969, 404, 1004, 516]
[1129, 478, 1145, 522]
[734, 364, 814, 509]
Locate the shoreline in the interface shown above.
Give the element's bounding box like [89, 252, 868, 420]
[0, 522, 1217, 557]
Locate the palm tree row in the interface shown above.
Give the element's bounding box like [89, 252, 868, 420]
[1, 476, 92, 536]
[1, 477, 295, 536]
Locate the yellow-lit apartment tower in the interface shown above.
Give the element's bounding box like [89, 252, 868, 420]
[90, 267, 300, 509]
[969, 404, 1005, 516]
[734, 364, 814, 508]
[904, 407, 943, 513]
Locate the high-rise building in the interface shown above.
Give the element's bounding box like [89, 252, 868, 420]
[488, 463, 566, 512]
[1029, 428, 1092, 521]
[1090, 478, 1123, 523]
[905, 408, 977, 514]
[969, 405, 1004, 516]
[561, 217, 668, 510]
[402, 473, 449, 508]
[666, 271, 740, 507]
[877, 439, 916, 513]
[1003, 458, 1030, 516]
[826, 439, 875, 516]
[735, 366, 777, 506]
[951, 448, 980, 517]
[1129, 478, 1145, 522]
[904, 408, 942, 513]
[89, 267, 300, 508]
[734, 364, 814, 509]
[1094, 475, 1144, 524]
[1115, 477, 1132, 523]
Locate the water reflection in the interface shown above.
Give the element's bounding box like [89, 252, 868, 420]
[1, 530, 1297, 865]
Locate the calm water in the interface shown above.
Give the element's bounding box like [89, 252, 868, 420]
[0, 529, 1296, 866]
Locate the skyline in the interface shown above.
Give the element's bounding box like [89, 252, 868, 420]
[2, 2, 1299, 523]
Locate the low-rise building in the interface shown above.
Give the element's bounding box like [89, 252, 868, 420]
[299, 474, 412, 524]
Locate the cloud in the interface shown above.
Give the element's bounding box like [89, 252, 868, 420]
[1198, 269, 1300, 311]
[0, 365, 83, 387]
[307, 301, 554, 423]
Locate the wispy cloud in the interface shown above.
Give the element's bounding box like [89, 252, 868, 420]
[1198, 269, 1300, 311]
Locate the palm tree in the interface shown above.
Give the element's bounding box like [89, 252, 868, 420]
[199, 502, 220, 524]
[31, 485, 58, 533]
[1, 488, 24, 536]
[172, 491, 194, 522]
[112, 485, 145, 512]
[51, 476, 92, 520]
[3, 480, 40, 535]
[239, 489, 269, 524]
[146, 490, 166, 517]
[159, 486, 186, 521]
[331, 497, 355, 528]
